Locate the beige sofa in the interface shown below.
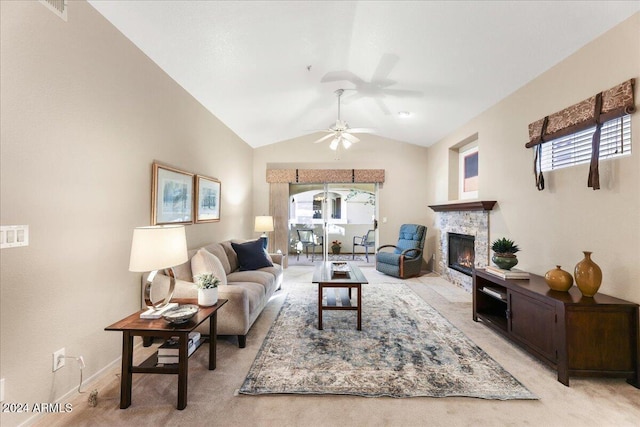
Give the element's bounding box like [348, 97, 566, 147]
[143, 240, 284, 348]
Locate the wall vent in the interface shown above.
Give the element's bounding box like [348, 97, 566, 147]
[40, 0, 67, 21]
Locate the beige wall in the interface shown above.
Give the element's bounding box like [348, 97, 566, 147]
[425, 13, 640, 304]
[0, 2, 253, 425]
[252, 134, 430, 256]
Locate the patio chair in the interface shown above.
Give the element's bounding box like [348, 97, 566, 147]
[297, 229, 323, 261]
[353, 230, 375, 262]
[375, 224, 426, 278]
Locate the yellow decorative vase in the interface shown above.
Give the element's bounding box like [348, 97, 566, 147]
[544, 265, 573, 292]
[574, 251, 602, 297]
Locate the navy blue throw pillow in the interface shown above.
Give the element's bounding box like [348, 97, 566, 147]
[231, 240, 274, 271]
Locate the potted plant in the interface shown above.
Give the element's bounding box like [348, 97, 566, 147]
[490, 238, 521, 270]
[194, 273, 220, 306]
[331, 240, 342, 255]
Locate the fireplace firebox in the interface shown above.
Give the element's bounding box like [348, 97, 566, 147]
[448, 233, 475, 276]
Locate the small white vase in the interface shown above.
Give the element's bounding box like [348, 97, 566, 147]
[197, 288, 218, 306]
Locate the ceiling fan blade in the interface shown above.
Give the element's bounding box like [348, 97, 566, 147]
[374, 98, 391, 115]
[348, 128, 375, 134]
[380, 88, 424, 98]
[314, 133, 336, 143]
[372, 53, 400, 82]
[320, 70, 364, 86]
[342, 132, 360, 143]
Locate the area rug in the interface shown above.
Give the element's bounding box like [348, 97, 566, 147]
[239, 282, 537, 399]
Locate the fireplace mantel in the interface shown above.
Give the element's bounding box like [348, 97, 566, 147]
[429, 200, 497, 212]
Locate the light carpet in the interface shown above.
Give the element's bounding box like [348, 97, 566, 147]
[239, 282, 537, 400]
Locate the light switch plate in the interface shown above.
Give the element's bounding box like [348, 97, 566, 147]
[1, 225, 29, 248]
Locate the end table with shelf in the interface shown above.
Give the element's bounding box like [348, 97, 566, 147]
[105, 298, 228, 410]
[473, 269, 639, 388]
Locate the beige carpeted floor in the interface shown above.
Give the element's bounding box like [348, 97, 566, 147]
[37, 266, 640, 427]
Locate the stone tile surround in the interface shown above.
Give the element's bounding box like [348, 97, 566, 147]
[430, 202, 495, 292]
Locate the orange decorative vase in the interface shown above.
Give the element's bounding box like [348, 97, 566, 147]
[574, 251, 602, 297]
[544, 265, 573, 292]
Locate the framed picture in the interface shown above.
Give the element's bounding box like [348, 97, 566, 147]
[195, 174, 221, 223]
[152, 163, 194, 225]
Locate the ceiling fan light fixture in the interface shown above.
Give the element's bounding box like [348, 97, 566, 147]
[313, 88, 371, 151]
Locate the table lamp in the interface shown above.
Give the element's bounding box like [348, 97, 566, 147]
[129, 225, 188, 319]
[254, 215, 274, 249]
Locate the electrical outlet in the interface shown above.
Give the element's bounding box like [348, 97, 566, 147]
[53, 348, 65, 371]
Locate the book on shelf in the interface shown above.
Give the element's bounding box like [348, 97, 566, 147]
[158, 332, 201, 357]
[157, 339, 201, 364]
[157, 356, 180, 365]
[482, 286, 506, 300]
[485, 266, 530, 279]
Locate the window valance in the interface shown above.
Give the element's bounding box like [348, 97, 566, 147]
[266, 169, 385, 184]
[525, 79, 635, 149]
[526, 79, 635, 191]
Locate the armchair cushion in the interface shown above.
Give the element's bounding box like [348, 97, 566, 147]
[394, 224, 425, 255]
[231, 239, 274, 271]
[376, 250, 401, 266]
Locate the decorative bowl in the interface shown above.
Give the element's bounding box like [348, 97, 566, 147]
[162, 304, 199, 324]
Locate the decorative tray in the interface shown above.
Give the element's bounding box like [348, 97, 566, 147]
[331, 262, 350, 276]
[162, 304, 199, 324]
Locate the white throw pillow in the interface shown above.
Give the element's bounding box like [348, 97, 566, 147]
[191, 248, 227, 286]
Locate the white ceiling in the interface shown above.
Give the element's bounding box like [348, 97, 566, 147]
[87, 1, 640, 148]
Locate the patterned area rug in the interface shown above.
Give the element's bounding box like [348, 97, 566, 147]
[239, 282, 537, 399]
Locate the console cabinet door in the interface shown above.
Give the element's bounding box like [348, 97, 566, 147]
[508, 291, 556, 363]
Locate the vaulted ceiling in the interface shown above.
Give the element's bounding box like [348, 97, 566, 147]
[88, 1, 640, 148]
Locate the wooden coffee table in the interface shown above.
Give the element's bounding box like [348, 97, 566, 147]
[312, 262, 368, 330]
[105, 298, 227, 410]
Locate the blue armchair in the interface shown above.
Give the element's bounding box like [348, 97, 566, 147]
[375, 224, 426, 278]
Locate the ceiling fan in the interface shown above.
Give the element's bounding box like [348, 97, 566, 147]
[314, 89, 373, 151]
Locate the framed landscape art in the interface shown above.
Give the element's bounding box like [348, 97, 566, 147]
[152, 163, 194, 225]
[195, 174, 221, 223]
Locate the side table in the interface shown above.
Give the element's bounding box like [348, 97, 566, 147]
[105, 298, 227, 410]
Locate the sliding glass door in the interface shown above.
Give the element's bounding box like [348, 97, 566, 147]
[289, 183, 377, 262]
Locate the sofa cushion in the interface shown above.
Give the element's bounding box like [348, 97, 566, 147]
[190, 248, 228, 286]
[221, 240, 240, 272]
[202, 243, 232, 275]
[172, 257, 194, 282]
[227, 270, 275, 295]
[231, 239, 273, 271]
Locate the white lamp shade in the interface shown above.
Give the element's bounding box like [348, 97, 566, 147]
[254, 216, 274, 233]
[129, 225, 188, 272]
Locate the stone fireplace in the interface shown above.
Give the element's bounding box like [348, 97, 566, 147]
[429, 201, 496, 292]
